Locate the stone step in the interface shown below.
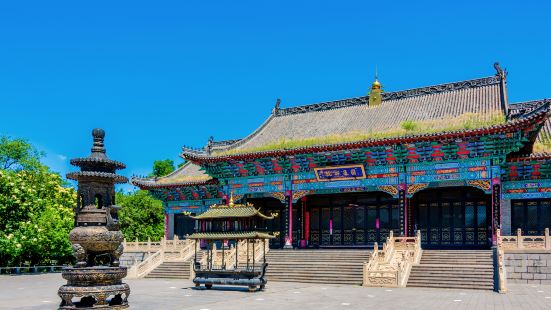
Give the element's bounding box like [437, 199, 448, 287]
[267, 276, 361, 281]
[266, 270, 363, 277]
[267, 267, 362, 272]
[410, 271, 493, 276]
[408, 279, 494, 289]
[408, 274, 493, 281]
[265, 250, 368, 285]
[407, 250, 494, 290]
[407, 283, 493, 290]
[267, 274, 361, 279]
[266, 256, 369, 260]
[267, 279, 361, 284]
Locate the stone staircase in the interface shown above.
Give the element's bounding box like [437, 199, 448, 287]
[144, 252, 205, 280]
[265, 249, 370, 285]
[120, 252, 149, 267]
[407, 250, 494, 290]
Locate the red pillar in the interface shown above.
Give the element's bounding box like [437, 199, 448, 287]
[284, 190, 293, 248]
[164, 213, 168, 239]
[491, 178, 501, 246]
[303, 197, 310, 246]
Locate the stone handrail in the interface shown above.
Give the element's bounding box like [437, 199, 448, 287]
[495, 229, 507, 293]
[126, 238, 194, 278]
[164, 239, 195, 262]
[127, 249, 164, 279]
[123, 235, 188, 253]
[498, 228, 551, 251]
[363, 230, 422, 287]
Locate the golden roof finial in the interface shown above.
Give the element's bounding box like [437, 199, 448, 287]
[229, 191, 234, 207]
[369, 65, 383, 106]
[372, 65, 381, 89]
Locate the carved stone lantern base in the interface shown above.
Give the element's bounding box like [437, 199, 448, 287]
[58, 266, 130, 309]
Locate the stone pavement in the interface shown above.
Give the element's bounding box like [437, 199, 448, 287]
[1, 273, 551, 310]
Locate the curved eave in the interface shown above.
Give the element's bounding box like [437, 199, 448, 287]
[131, 177, 218, 190]
[66, 171, 128, 183]
[186, 231, 275, 240]
[183, 109, 550, 164]
[70, 157, 126, 169]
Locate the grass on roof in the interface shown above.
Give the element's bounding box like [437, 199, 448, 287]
[215, 111, 506, 156]
[533, 136, 551, 153]
[158, 175, 211, 184]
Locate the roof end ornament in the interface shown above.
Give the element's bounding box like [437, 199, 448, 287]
[494, 62, 507, 79]
[272, 98, 281, 115]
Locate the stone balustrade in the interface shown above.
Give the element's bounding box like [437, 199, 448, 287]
[126, 238, 195, 279]
[363, 230, 422, 287]
[498, 228, 551, 287]
[498, 228, 551, 251]
[123, 235, 188, 253]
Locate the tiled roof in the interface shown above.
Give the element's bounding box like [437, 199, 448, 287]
[131, 162, 214, 189]
[509, 99, 551, 143]
[186, 231, 275, 240]
[191, 204, 274, 220]
[207, 74, 505, 155]
[183, 108, 549, 163]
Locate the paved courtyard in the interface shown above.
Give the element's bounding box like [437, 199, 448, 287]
[1, 273, 551, 310]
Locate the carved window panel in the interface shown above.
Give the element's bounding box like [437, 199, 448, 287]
[311, 232, 319, 243]
[512, 199, 551, 236]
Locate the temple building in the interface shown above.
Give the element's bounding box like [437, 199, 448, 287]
[132, 63, 551, 249]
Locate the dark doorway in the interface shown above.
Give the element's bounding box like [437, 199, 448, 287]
[307, 192, 400, 246]
[174, 213, 196, 239]
[412, 187, 491, 248]
[247, 197, 284, 248]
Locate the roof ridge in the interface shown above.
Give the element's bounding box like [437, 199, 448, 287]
[207, 114, 276, 154]
[276, 75, 500, 117]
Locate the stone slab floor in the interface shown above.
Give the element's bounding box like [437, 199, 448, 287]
[1, 274, 551, 310]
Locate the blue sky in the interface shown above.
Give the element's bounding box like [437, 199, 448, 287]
[1, 1, 550, 190]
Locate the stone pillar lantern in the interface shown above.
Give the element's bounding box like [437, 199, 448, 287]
[58, 128, 130, 309]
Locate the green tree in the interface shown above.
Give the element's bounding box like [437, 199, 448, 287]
[117, 190, 164, 241]
[0, 169, 76, 266]
[0, 136, 44, 171]
[150, 159, 175, 177]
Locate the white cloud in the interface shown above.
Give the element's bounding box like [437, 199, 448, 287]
[57, 154, 67, 161]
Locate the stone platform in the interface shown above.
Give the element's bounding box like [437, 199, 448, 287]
[3, 274, 551, 310]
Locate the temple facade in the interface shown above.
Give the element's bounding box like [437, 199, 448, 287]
[133, 63, 551, 249]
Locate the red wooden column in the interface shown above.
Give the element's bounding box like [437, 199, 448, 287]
[284, 190, 293, 248]
[164, 213, 169, 239]
[491, 177, 501, 246]
[398, 184, 407, 236]
[303, 196, 310, 247]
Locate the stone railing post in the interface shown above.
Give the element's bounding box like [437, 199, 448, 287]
[545, 228, 550, 250]
[189, 260, 195, 280]
[362, 261, 368, 287]
[495, 230, 507, 293]
[211, 243, 218, 267]
[161, 236, 166, 251]
[516, 228, 523, 249]
[147, 237, 152, 253]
